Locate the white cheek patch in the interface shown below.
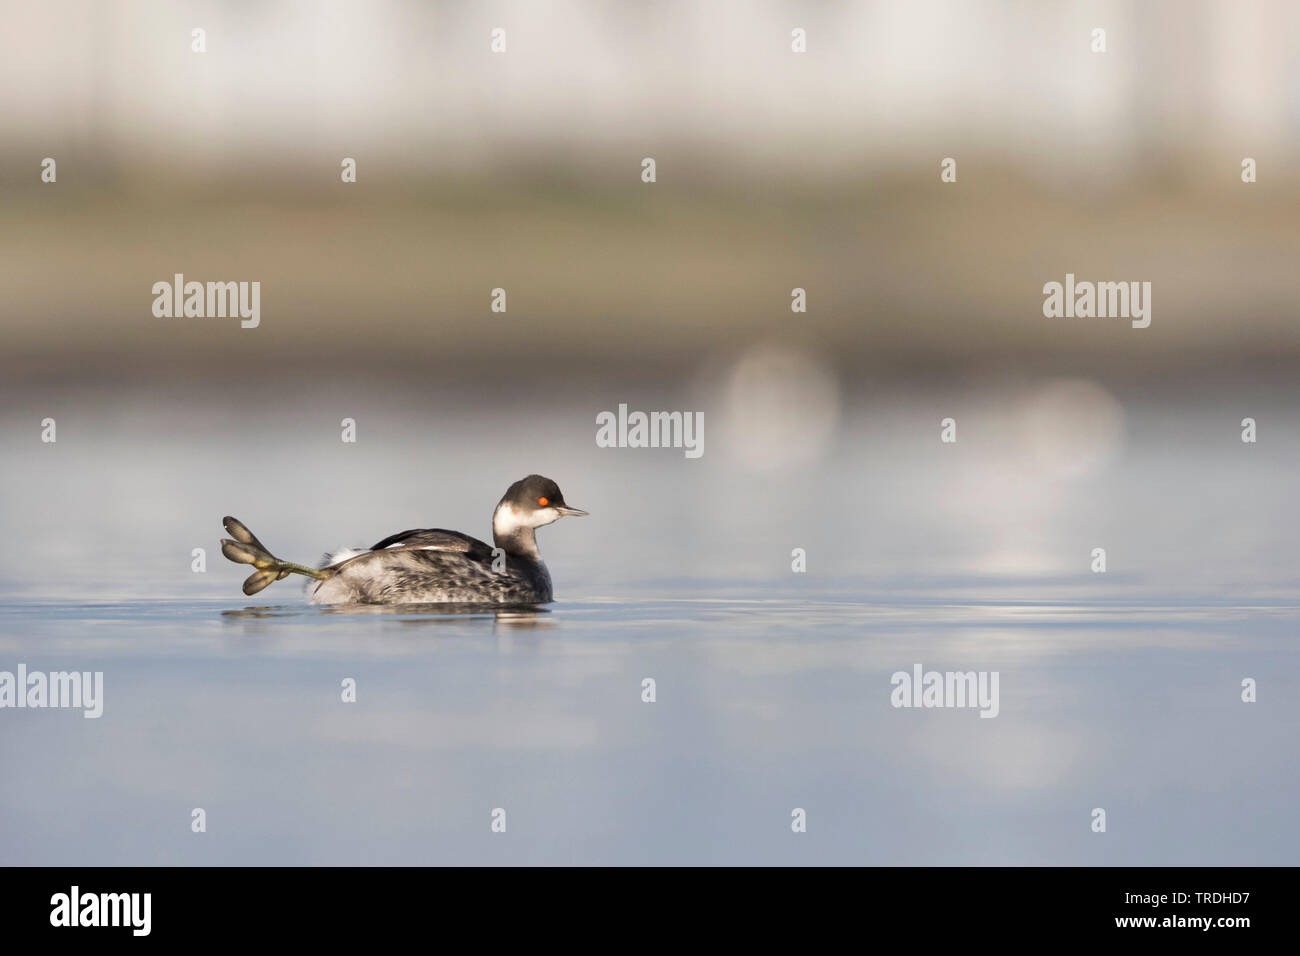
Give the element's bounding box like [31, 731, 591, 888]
[494, 503, 558, 536]
[494, 504, 527, 537]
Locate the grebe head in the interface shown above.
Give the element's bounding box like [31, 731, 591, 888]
[492, 475, 587, 554]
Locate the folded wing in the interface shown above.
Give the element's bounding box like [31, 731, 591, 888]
[368, 528, 495, 561]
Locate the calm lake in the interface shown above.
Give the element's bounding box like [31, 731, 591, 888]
[1, 592, 1295, 865]
[1, 382, 1296, 864]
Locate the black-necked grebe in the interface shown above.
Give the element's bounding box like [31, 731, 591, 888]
[220, 475, 587, 604]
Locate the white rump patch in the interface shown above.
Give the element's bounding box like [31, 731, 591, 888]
[323, 547, 368, 567]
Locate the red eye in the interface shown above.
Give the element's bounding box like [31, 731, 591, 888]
[538, 497, 549, 506]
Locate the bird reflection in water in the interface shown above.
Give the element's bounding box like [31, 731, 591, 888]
[220, 603, 554, 630]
